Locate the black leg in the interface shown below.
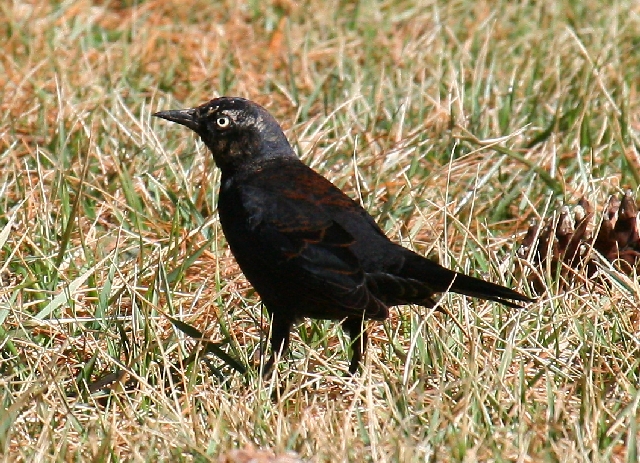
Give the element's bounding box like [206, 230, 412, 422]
[262, 315, 291, 376]
[343, 317, 367, 374]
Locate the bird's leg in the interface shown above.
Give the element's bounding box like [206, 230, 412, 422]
[262, 315, 291, 377]
[343, 317, 367, 374]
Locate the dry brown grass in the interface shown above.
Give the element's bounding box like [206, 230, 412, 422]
[1, 0, 639, 461]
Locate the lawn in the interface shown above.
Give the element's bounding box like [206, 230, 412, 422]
[1, 0, 639, 461]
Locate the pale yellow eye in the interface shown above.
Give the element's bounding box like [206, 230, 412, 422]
[216, 116, 231, 128]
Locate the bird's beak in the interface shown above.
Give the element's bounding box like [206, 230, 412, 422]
[153, 108, 200, 132]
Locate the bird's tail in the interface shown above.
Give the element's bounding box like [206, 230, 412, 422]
[401, 251, 534, 308]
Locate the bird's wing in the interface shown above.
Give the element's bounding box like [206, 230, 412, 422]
[240, 184, 388, 319]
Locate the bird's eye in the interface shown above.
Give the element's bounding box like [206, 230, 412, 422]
[215, 116, 231, 128]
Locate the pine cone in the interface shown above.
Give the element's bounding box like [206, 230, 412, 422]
[518, 191, 640, 290]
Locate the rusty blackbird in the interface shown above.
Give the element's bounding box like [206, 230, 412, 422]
[154, 97, 534, 375]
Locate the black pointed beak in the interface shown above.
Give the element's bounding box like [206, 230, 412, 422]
[153, 108, 200, 132]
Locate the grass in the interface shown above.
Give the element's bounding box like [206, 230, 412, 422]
[1, 0, 639, 461]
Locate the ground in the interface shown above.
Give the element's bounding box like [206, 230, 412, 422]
[1, 0, 639, 461]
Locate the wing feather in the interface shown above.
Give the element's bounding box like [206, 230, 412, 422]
[241, 184, 387, 319]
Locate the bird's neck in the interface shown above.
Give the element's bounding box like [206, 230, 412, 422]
[208, 132, 295, 175]
[219, 155, 300, 189]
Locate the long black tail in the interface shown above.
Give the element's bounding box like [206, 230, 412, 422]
[401, 251, 534, 308]
[446, 271, 533, 308]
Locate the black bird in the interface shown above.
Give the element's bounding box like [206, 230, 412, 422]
[154, 97, 534, 374]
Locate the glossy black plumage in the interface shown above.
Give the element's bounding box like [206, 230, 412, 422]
[154, 97, 534, 374]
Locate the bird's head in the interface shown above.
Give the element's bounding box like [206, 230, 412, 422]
[154, 97, 295, 173]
